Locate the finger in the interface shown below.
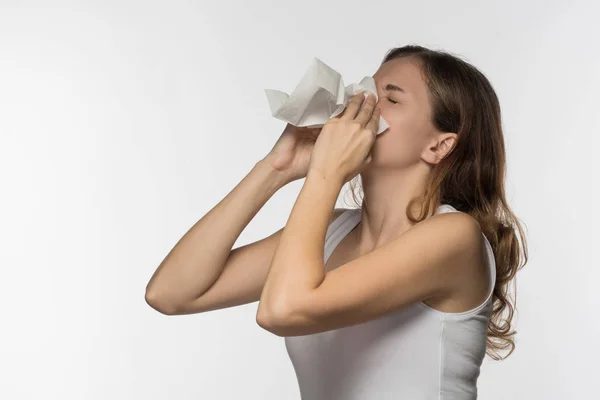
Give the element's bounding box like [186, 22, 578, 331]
[364, 104, 381, 134]
[355, 93, 377, 126]
[340, 92, 367, 120]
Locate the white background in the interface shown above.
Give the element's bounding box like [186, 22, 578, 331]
[1, 1, 598, 399]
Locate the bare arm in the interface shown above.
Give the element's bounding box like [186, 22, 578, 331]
[145, 159, 344, 316]
[145, 160, 289, 315]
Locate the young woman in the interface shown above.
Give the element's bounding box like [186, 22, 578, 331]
[145, 45, 528, 399]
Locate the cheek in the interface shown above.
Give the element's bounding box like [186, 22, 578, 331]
[372, 135, 422, 168]
[380, 107, 426, 142]
[378, 108, 410, 142]
[372, 112, 426, 164]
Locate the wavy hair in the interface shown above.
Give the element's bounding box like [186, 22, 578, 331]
[344, 45, 529, 360]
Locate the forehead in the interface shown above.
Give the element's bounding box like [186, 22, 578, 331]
[373, 57, 428, 99]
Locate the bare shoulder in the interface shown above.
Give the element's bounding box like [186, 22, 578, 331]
[421, 211, 488, 307]
[410, 211, 484, 282]
[426, 211, 482, 255]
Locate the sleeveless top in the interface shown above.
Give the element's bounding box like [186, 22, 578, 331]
[284, 204, 497, 400]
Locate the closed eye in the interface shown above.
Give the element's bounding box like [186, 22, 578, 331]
[387, 98, 399, 104]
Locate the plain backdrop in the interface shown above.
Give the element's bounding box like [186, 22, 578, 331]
[1, 1, 598, 399]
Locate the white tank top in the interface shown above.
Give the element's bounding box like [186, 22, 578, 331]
[284, 204, 497, 400]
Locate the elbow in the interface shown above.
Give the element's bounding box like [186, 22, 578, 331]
[256, 313, 285, 336]
[145, 287, 180, 316]
[256, 304, 297, 336]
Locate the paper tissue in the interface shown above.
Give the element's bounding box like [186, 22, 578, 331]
[264, 57, 389, 135]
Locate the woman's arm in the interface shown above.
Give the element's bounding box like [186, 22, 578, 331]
[145, 160, 290, 315]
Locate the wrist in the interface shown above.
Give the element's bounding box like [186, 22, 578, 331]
[306, 167, 345, 188]
[254, 159, 294, 189]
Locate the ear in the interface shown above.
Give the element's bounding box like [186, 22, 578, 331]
[422, 132, 457, 165]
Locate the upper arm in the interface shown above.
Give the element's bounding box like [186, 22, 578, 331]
[262, 212, 482, 336]
[173, 208, 347, 315]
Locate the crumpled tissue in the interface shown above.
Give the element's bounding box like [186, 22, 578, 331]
[264, 57, 389, 135]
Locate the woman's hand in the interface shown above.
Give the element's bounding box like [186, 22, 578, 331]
[261, 123, 323, 183]
[308, 92, 380, 184]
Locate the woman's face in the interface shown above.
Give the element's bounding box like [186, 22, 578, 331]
[369, 57, 439, 169]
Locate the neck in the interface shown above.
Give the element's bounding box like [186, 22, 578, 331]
[354, 163, 439, 251]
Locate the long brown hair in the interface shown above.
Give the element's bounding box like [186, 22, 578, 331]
[345, 45, 529, 360]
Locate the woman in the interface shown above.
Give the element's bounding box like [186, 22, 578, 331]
[145, 45, 528, 399]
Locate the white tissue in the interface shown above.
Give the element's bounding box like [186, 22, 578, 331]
[265, 57, 389, 135]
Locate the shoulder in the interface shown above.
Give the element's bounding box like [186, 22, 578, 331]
[411, 211, 484, 267]
[428, 211, 482, 247]
[430, 210, 480, 233]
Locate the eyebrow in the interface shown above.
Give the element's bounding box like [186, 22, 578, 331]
[383, 83, 406, 93]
